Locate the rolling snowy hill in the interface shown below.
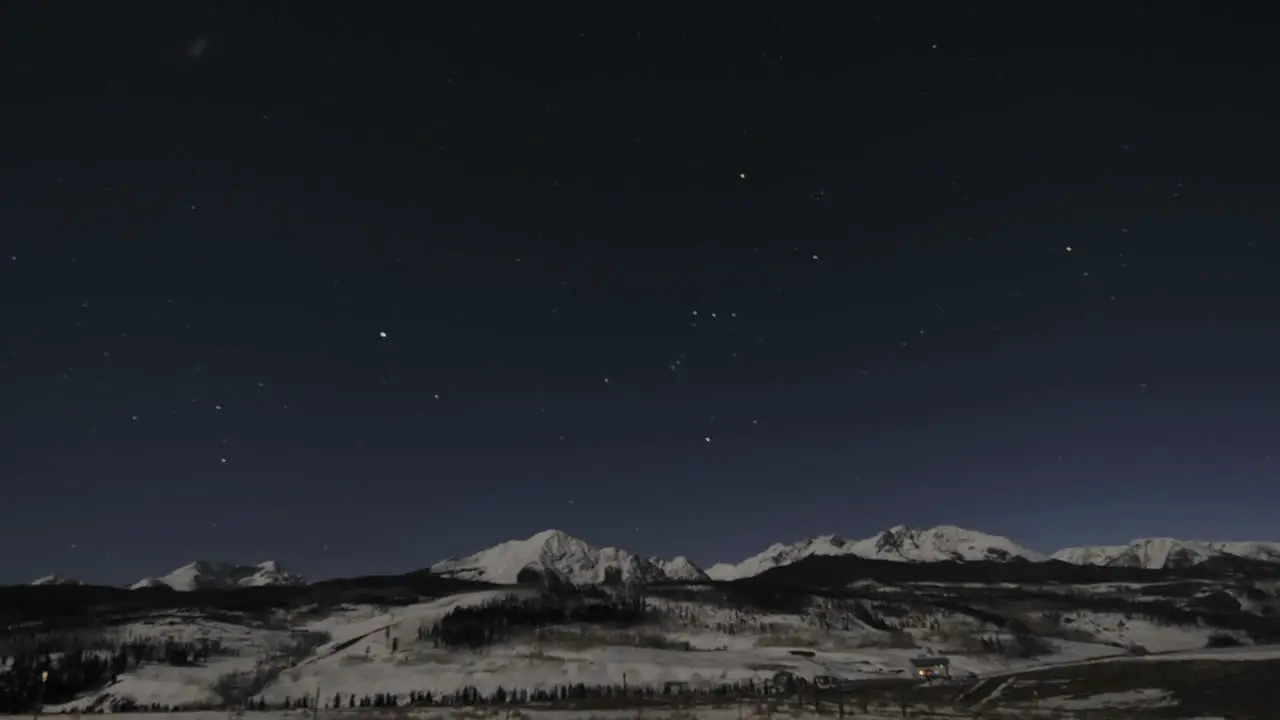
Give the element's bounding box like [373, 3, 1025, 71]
[429, 529, 708, 584]
[16, 565, 1280, 718]
[129, 560, 305, 591]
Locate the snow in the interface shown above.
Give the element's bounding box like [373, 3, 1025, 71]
[300, 590, 522, 660]
[43, 615, 300, 712]
[1036, 688, 1176, 711]
[26, 712, 934, 720]
[1028, 609, 1249, 653]
[706, 525, 1046, 580]
[1052, 537, 1280, 569]
[130, 560, 305, 591]
[430, 530, 706, 585]
[702, 526, 1280, 580]
[652, 556, 709, 581]
[34, 589, 1280, 718]
[1049, 544, 1132, 566]
[29, 573, 83, 586]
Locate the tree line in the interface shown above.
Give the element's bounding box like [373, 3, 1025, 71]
[55, 677, 804, 714]
[417, 592, 648, 650]
[0, 637, 231, 714]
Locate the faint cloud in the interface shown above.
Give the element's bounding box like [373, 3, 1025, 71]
[188, 37, 209, 59]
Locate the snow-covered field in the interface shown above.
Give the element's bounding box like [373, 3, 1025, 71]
[33, 583, 1276, 717]
[31, 706, 1242, 720]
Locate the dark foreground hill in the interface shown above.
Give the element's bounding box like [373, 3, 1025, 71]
[0, 571, 496, 629]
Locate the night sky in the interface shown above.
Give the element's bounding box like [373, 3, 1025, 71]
[3, 3, 1278, 586]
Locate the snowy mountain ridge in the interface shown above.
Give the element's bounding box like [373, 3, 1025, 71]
[29, 574, 84, 586]
[1052, 537, 1280, 569]
[29, 527, 1280, 590]
[705, 524, 1049, 580]
[429, 529, 709, 585]
[129, 560, 305, 591]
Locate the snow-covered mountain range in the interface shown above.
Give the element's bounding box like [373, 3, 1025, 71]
[429, 526, 1280, 586]
[128, 560, 305, 591]
[25, 527, 1280, 590]
[704, 525, 1047, 580]
[1052, 538, 1280, 569]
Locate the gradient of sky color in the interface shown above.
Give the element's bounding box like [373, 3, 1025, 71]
[2, 3, 1278, 585]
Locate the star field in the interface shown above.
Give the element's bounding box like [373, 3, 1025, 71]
[2, 2, 1279, 585]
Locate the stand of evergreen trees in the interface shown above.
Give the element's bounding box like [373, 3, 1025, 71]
[418, 592, 648, 650]
[0, 637, 228, 714]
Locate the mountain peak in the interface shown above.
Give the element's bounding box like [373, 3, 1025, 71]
[431, 531, 707, 585]
[29, 574, 83, 586]
[130, 560, 304, 591]
[854, 524, 1048, 563]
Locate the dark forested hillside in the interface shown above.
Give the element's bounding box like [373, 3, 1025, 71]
[0, 572, 495, 629]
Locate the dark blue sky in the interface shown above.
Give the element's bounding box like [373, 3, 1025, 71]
[2, 3, 1278, 585]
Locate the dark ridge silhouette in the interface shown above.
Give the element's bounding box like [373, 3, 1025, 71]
[0, 571, 495, 629]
